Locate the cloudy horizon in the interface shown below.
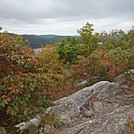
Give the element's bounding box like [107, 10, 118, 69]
[0, 0, 134, 35]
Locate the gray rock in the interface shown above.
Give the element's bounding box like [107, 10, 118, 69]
[84, 109, 94, 117]
[55, 81, 110, 107]
[15, 81, 134, 134]
[76, 80, 88, 87]
[93, 101, 103, 112]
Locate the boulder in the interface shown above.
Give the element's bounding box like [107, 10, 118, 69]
[15, 81, 134, 134]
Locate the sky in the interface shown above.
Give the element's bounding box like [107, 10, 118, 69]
[0, 0, 134, 35]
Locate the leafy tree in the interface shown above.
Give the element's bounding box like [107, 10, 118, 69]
[122, 29, 134, 49]
[58, 37, 79, 65]
[100, 29, 125, 48]
[77, 22, 100, 56]
[58, 22, 100, 65]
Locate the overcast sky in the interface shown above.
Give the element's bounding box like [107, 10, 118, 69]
[0, 0, 134, 35]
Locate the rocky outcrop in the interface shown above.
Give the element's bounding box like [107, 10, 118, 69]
[15, 81, 134, 134]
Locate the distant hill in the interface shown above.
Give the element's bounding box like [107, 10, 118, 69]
[22, 34, 76, 48]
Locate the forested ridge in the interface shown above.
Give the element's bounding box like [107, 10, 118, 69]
[0, 22, 134, 133]
[9, 33, 76, 48]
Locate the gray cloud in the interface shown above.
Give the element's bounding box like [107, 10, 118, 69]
[0, 0, 134, 34]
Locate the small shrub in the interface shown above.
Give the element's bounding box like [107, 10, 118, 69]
[0, 33, 65, 125]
